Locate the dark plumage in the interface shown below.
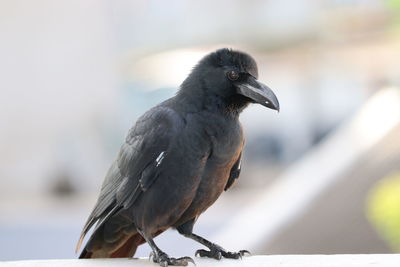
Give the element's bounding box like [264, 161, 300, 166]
[76, 48, 279, 266]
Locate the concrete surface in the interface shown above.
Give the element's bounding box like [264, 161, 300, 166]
[2, 255, 400, 267]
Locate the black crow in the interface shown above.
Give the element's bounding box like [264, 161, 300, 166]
[76, 48, 279, 266]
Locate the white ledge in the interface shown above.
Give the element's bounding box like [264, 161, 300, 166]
[2, 255, 400, 267]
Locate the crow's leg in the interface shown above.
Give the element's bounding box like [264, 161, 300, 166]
[176, 219, 250, 260]
[137, 229, 194, 267]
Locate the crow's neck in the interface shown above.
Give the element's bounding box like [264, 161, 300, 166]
[176, 85, 249, 118]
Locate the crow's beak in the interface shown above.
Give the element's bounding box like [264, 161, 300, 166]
[236, 77, 280, 111]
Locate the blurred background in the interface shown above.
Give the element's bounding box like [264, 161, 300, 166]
[1, 0, 400, 261]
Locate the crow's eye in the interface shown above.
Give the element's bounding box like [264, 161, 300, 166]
[227, 70, 239, 81]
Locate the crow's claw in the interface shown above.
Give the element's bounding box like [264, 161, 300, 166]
[150, 251, 195, 266]
[195, 247, 250, 260]
[149, 251, 156, 262]
[169, 256, 196, 266]
[239, 250, 251, 256]
[195, 249, 222, 260]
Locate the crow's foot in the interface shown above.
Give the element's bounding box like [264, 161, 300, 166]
[150, 251, 195, 267]
[195, 245, 250, 260]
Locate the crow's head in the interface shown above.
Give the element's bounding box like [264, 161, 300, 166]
[181, 48, 279, 112]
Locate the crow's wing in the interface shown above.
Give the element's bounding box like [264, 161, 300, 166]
[224, 152, 242, 191]
[76, 106, 184, 252]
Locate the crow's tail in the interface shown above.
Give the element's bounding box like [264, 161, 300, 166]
[79, 231, 145, 259]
